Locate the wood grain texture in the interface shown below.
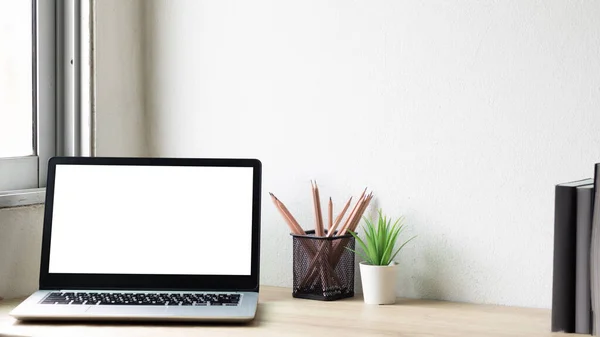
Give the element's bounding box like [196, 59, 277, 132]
[0, 287, 578, 337]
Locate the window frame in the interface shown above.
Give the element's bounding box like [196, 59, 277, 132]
[0, 0, 54, 194]
[0, 0, 94, 208]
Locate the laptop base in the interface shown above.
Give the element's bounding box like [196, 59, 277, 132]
[11, 290, 258, 322]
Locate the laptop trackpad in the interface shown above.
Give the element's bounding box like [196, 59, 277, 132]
[86, 306, 167, 315]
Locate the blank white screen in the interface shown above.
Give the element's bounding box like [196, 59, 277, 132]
[48, 164, 254, 276]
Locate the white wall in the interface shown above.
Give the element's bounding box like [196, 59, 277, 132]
[145, 0, 600, 308]
[0, 206, 44, 300]
[0, 0, 147, 300]
[95, 0, 148, 157]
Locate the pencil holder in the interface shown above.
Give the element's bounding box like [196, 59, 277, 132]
[291, 230, 355, 301]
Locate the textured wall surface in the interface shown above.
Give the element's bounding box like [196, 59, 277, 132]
[0, 206, 44, 300]
[145, 0, 600, 308]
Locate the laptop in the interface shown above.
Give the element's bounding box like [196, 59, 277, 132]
[10, 157, 262, 322]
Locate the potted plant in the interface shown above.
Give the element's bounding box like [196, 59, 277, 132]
[347, 210, 415, 304]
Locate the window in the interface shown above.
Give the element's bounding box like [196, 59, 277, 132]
[0, 1, 33, 159]
[0, 0, 93, 207]
[0, 0, 44, 193]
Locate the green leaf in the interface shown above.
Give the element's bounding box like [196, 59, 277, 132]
[379, 222, 401, 264]
[351, 229, 374, 265]
[364, 225, 378, 263]
[348, 230, 369, 258]
[345, 247, 372, 264]
[379, 213, 387, 263]
[380, 229, 398, 265]
[345, 210, 416, 265]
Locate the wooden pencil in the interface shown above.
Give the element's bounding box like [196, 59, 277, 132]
[270, 199, 301, 235]
[277, 200, 305, 234]
[318, 193, 374, 284]
[347, 193, 373, 234]
[336, 187, 367, 235]
[328, 197, 333, 233]
[304, 190, 367, 275]
[337, 192, 367, 236]
[269, 193, 304, 235]
[270, 191, 341, 290]
[311, 181, 324, 236]
[302, 191, 374, 288]
[331, 193, 371, 266]
[315, 182, 325, 235]
[334, 193, 373, 262]
[326, 196, 352, 238]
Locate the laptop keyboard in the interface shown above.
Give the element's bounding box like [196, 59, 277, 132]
[41, 292, 241, 306]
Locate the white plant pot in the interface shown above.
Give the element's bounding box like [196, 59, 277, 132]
[359, 261, 398, 305]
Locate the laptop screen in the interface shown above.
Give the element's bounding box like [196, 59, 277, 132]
[47, 164, 254, 276]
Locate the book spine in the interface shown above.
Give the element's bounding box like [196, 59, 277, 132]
[576, 186, 593, 334]
[552, 184, 578, 333]
[591, 165, 600, 335]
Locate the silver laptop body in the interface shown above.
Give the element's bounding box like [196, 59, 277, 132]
[10, 157, 262, 322]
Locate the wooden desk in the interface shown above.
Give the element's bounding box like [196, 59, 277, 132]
[0, 287, 576, 337]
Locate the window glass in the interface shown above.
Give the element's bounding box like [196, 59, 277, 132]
[0, 0, 34, 157]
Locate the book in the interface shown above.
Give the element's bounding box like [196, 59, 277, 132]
[591, 164, 600, 335]
[576, 184, 594, 334]
[552, 178, 593, 333]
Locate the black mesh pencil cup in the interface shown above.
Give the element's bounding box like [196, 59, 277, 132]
[291, 230, 355, 301]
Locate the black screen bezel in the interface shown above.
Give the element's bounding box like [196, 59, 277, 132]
[39, 157, 261, 292]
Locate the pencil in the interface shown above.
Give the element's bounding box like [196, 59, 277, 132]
[307, 190, 366, 269]
[303, 191, 374, 288]
[328, 193, 373, 272]
[328, 197, 333, 234]
[270, 191, 341, 290]
[326, 196, 352, 237]
[341, 192, 371, 235]
[269, 193, 304, 235]
[348, 193, 373, 233]
[314, 181, 325, 236]
[312, 181, 324, 236]
[337, 190, 367, 235]
[305, 191, 375, 288]
[278, 200, 305, 235]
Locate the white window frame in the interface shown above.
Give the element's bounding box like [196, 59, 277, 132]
[0, 0, 94, 208]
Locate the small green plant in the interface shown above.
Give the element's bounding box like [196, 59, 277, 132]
[347, 209, 416, 266]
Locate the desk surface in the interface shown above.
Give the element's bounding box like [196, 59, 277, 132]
[0, 286, 576, 337]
